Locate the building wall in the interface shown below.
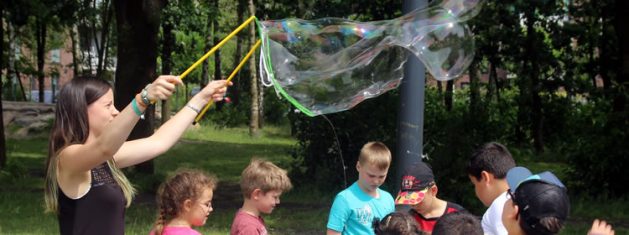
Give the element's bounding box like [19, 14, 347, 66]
[16, 37, 75, 103]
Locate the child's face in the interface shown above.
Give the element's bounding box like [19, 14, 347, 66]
[189, 188, 214, 226]
[357, 162, 389, 193]
[469, 174, 491, 207]
[255, 189, 282, 214]
[410, 185, 436, 214]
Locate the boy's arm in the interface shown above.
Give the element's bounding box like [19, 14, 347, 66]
[326, 229, 342, 235]
[326, 195, 349, 233]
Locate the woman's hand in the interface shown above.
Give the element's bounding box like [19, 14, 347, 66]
[146, 75, 183, 102]
[198, 80, 232, 103]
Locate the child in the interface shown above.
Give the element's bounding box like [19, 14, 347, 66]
[230, 158, 293, 235]
[432, 212, 483, 235]
[151, 169, 218, 235]
[467, 142, 516, 235]
[373, 212, 422, 235]
[327, 141, 395, 235]
[502, 167, 570, 235]
[395, 162, 466, 234]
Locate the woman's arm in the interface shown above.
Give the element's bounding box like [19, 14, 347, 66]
[58, 76, 182, 173]
[113, 80, 229, 168]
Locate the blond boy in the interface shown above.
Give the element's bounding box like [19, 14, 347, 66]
[230, 158, 293, 235]
[327, 141, 395, 235]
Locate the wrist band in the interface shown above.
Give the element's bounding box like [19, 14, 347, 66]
[135, 94, 147, 108]
[131, 99, 145, 119]
[186, 104, 201, 114]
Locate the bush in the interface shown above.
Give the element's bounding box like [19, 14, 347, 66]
[563, 99, 629, 196]
[289, 91, 399, 191]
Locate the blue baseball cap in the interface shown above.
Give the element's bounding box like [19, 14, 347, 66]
[506, 167, 570, 235]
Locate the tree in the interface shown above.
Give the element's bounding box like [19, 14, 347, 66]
[248, 0, 259, 136]
[231, 0, 246, 106]
[613, 0, 628, 113]
[113, 0, 165, 174]
[0, 1, 6, 169]
[160, 0, 176, 124]
[35, 16, 46, 102]
[212, 0, 222, 85]
[29, 0, 76, 102]
[75, 0, 116, 79]
[67, 0, 116, 79]
[201, 1, 212, 87]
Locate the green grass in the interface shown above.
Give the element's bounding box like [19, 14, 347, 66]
[0, 124, 329, 234]
[1, 125, 628, 234]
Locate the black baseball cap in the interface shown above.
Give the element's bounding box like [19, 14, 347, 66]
[395, 162, 435, 205]
[506, 167, 570, 235]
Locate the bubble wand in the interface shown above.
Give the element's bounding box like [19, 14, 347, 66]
[176, 16, 259, 123]
[179, 16, 256, 80]
[194, 39, 261, 123]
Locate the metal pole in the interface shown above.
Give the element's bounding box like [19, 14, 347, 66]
[395, 0, 428, 197]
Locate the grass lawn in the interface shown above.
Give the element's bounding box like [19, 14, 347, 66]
[1, 124, 628, 234]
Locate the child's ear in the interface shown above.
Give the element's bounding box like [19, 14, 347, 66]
[430, 185, 438, 196]
[480, 171, 493, 184]
[183, 199, 193, 212]
[505, 202, 520, 221]
[252, 188, 262, 200]
[356, 162, 361, 172]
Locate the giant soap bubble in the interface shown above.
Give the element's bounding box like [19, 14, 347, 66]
[258, 0, 482, 116]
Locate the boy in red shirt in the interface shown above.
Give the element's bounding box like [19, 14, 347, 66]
[395, 162, 466, 234]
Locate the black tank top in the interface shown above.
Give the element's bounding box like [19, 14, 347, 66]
[58, 163, 127, 235]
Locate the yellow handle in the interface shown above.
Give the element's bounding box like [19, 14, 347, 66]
[194, 39, 262, 123]
[179, 16, 256, 80]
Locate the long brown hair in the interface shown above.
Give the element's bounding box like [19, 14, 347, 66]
[153, 169, 218, 235]
[44, 77, 135, 213]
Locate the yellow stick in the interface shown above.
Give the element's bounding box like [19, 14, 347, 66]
[194, 39, 262, 123]
[179, 15, 256, 80]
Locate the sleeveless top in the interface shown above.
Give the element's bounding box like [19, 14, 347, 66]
[58, 163, 127, 235]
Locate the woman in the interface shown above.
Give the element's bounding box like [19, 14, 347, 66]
[44, 75, 229, 235]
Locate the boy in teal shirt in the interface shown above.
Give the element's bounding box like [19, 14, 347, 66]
[326, 142, 395, 235]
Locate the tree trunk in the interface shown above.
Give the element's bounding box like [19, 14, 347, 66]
[437, 81, 442, 96]
[113, 0, 164, 174]
[599, 1, 612, 93]
[444, 80, 453, 111]
[213, 0, 224, 111]
[96, 0, 113, 80]
[469, 58, 480, 115]
[486, 58, 500, 103]
[161, 8, 174, 124]
[231, 0, 245, 106]
[8, 25, 26, 101]
[69, 26, 80, 78]
[13, 60, 26, 101]
[248, 0, 260, 136]
[524, 6, 544, 153]
[201, 4, 212, 87]
[258, 79, 264, 128]
[0, 4, 7, 169]
[614, 0, 628, 113]
[36, 19, 47, 103]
